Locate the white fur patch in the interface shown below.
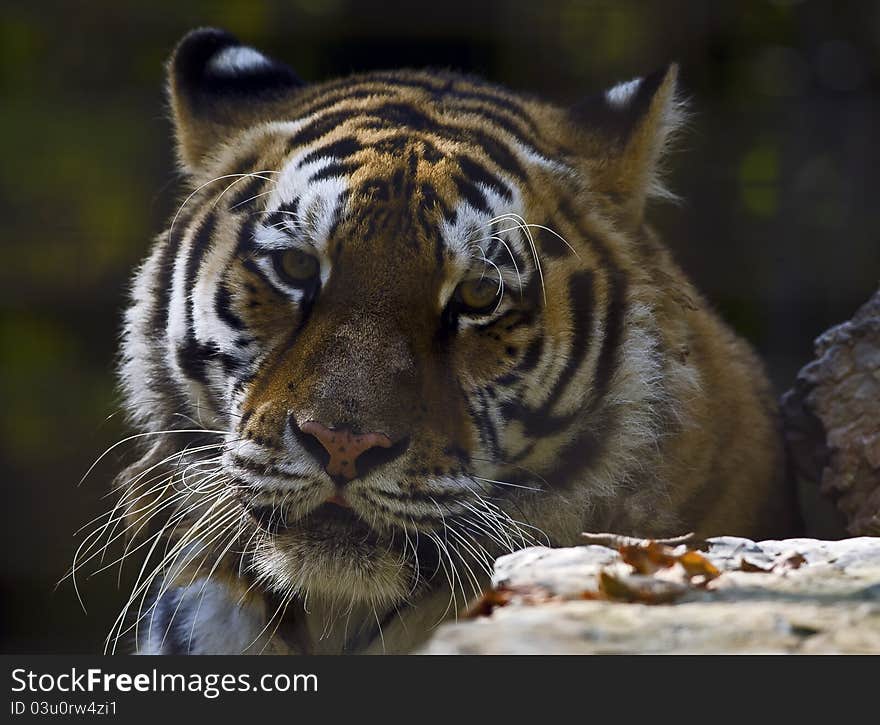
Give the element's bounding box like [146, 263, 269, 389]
[209, 46, 272, 76]
[605, 78, 642, 108]
[120, 243, 170, 431]
[264, 145, 350, 259]
[511, 140, 575, 177]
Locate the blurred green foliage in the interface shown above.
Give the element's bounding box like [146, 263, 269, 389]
[1, 0, 879, 652]
[739, 143, 779, 216]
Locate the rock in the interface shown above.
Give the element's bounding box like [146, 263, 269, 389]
[492, 545, 621, 598]
[422, 537, 880, 654]
[781, 288, 880, 536]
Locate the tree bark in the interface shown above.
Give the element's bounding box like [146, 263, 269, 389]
[781, 288, 880, 537]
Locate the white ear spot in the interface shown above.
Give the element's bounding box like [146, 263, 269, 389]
[208, 46, 272, 76]
[605, 78, 642, 108]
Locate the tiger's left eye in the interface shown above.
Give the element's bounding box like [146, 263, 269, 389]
[455, 277, 502, 314]
[273, 248, 319, 285]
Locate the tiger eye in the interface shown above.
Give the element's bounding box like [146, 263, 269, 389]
[456, 277, 501, 313]
[276, 248, 319, 284]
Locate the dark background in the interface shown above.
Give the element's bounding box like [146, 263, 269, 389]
[1, 0, 878, 653]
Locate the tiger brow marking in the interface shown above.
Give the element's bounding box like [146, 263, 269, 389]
[466, 230, 525, 298]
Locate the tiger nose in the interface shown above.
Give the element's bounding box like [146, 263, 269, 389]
[297, 420, 399, 482]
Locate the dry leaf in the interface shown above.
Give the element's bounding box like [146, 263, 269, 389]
[778, 552, 807, 570]
[619, 542, 677, 574]
[464, 585, 556, 618]
[738, 556, 773, 573]
[464, 588, 514, 618]
[473, 534, 725, 614]
[598, 571, 687, 604]
[678, 550, 721, 580]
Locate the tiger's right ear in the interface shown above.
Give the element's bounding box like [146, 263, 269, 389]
[168, 28, 304, 174]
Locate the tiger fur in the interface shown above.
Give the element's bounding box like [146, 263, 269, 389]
[106, 28, 797, 654]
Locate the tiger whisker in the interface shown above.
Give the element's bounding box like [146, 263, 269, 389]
[228, 189, 276, 210]
[174, 512, 250, 652]
[110, 496, 242, 653]
[83, 450, 228, 566]
[473, 475, 543, 493]
[126, 507, 242, 653]
[79, 428, 231, 487]
[167, 172, 278, 251]
[444, 526, 492, 593]
[486, 213, 546, 301]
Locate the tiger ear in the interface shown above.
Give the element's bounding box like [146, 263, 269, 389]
[572, 64, 686, 224]
[167, 28, 304, 174]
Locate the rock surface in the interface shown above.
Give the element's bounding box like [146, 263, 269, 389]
[422, 537, 880, 654]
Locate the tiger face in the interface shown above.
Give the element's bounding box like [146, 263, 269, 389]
[222, 134, 557, 606]
[110, 29, 792, 652]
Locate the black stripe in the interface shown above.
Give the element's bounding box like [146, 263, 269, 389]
[418, 181, 456, 225]
[555, 197, 629, 411]
[500, 269, 616, 439]
[531, 270, 594, 416]
[309, 161, 357, 182]
[288, 110, 358, 149]
[260, 199, 301, 236]
[515, 335, 544, 374]
[536, 223, 573, 258]
[361, 99, 541, 158]
[589, 268, 628, 411]
[494, 271, 596, 437]
[446, 89, 540, 134]
[288, 102, 530, 182]
[350, 72, 540, 136]
[453, 175, 490, 214]
[357, 177, 391, 202]
[326, 189, 350, 243]
[150, 219, 190, 341]
[494, 372, 521, 386]
[467, 392, 501, 458]
[457, 128, 528, 180]
[232, 370, 256, 396]
[225, 173, 269, 212]
[220, 210, 258, 334]
[214, 280, 245, 331]
[451, 101, 542, 152]
[542, 414, 609, 489]
[145, 238, 184, 421]
[216, 151, 260, 205]
[297, 136, 362, 167]
[289, 86, 398, 123]
[483, 235, 528, 275]
[471, 308, 532, 334]
[457, 155, 513, 202]
[292, 119, 532, 209]
[175, 211, 217, 385]
[369, 486, 467, 506]
[183, 211, 217, 287]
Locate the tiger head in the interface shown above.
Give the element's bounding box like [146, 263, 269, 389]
[119, 28, 685, 613]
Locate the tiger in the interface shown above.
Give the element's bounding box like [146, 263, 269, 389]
[100, 27, 798, 654]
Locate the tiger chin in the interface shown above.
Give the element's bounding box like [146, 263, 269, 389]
[107, 28, 797, 654]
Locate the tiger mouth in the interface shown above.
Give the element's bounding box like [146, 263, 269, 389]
[246, 498, 370, 537]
